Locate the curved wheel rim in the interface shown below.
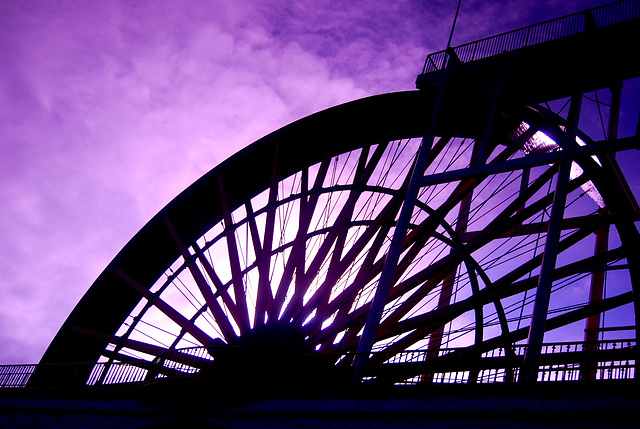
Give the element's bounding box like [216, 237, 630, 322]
[35, 91, 638, 386]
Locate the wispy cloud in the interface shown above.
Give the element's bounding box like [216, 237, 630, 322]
[0, 0, 629, 363]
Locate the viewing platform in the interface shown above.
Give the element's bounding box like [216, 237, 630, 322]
[416, 0, 640, 106]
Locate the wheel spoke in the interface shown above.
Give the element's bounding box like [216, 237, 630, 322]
[163, 217, 239, 342]
[114, 268, 215, 346]
[218, 176, 251, 333]
[270, 155, 332, 320]
[255, 144, 281, 327]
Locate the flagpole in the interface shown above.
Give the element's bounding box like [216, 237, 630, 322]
[447, 0, 463, 51]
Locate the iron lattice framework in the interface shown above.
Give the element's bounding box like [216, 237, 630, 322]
[24, 0, 640, 389]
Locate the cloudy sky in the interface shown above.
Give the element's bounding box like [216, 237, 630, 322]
[1, 0, 636, 364]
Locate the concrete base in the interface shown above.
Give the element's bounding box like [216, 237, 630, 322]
[1, 381, 639, 428]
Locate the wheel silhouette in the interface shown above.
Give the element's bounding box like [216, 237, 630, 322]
[33, 90, 638, 387]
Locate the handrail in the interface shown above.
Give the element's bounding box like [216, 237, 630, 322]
[369, 339, 636, 384]
[1, 339, 635, 388]
[419, 0, 640, 75]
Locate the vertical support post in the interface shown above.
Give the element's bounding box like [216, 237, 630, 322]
[352, 51, 458, 383]
[352, 130, 434, 382]
[422, 58, 506, 383]
[618, 222, 640, 381]
[477, 58, 508, 166]
[582, 83, 620, 376]
[423, 140, 480, 383]
[581, 224, 609, 380]
[584, 228, 609, 343]
[519, 168, 531, 212]
[521, 91, 583, 383]
[606, 81, 640, 381]
[608, 82, 622, 146]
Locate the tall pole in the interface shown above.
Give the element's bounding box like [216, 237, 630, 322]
[447, 0, 463, 51]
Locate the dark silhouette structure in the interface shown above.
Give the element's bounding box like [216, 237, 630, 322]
[2, 1, 640, 427]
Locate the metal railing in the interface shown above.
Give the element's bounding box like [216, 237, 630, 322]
[0, 361, 151, 389]
[1, 339, 635, 388]
[369, 339, 636, 384]
[87, 361, 151, 386]
[420, 0, 640, 74]
[84, 346, 216, 387]
[0, 364, 36, 388]
[0, 347, 215, 389]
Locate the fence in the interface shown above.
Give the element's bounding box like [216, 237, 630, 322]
[373, 339, 636, 384]
[0, 364, 36, 388]
[1, 339, 635, 388]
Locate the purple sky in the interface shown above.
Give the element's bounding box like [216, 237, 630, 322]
[1, 0, 636, 364]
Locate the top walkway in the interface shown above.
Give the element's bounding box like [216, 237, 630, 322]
[416, 0, 640, 104]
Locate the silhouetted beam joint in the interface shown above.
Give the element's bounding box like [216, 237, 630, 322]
[114, 267, 215, 347]
[419, 136, 638, 187]
[458, 213, 604, 242]
[70, 326, 213, 369]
